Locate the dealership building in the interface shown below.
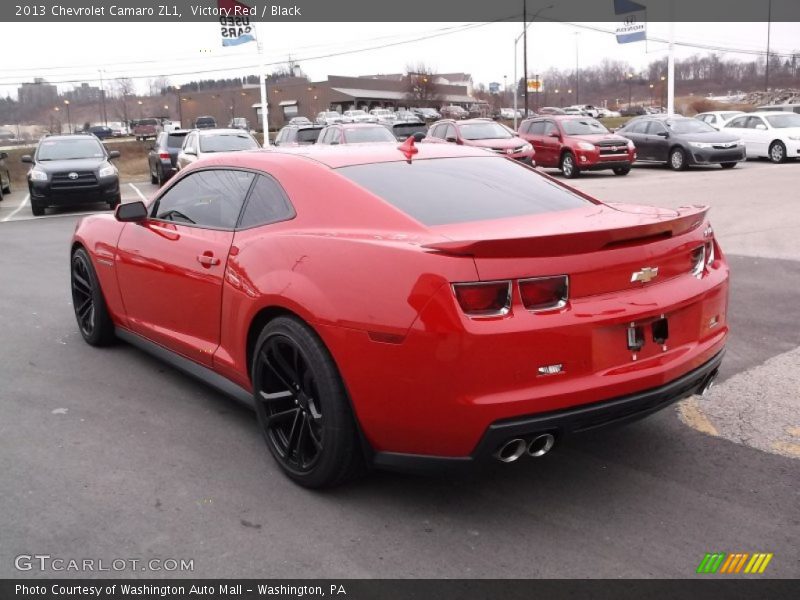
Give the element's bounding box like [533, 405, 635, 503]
[250, 73, 480, 129]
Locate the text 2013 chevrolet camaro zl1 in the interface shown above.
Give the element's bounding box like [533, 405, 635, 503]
[70, 139, 728, 488]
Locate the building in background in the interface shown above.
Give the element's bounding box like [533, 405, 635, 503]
[17, 78, 58, 109]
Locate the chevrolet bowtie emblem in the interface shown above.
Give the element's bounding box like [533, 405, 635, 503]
[631, 267, 659, 283]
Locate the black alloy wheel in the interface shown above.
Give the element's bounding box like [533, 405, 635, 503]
[252, 317, 363, 488]
[71, 248, 115, 346]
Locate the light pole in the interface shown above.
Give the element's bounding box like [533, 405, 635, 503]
[519, 3, 553, 126]
[175, 86, 183, 128]
[63, 100, 71, 133]
[627, 73, 634, 107]
[765, 0, 772, 91]
[137, 100, 143, 118]
[98, 69, 107, 125]
[649, 83, 654, 106]
[660, 75, 666, 109]
[574, 32, 580, 104]
[53, 106, 61, 134]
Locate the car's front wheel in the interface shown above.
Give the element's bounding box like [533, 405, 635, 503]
[613, 166, 631, 176]
[560, 152, 580, 178]
[71, 247, 115, 346]
[769, 141, 786, 164]
[669, 147, 688, 171]
[251, 316, 364, 488]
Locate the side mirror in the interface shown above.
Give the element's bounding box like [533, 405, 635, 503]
[412, 131, 426, 142]
[183, 149, 196, 156]
[445, 136, 457, 143]
[21, 155, 33, 163]
[108, 150, 120, 159]
[329, 141, 339, 146]
[115, 200, 148, 222]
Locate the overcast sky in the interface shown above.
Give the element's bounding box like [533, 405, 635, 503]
[1, 21, 798, 98]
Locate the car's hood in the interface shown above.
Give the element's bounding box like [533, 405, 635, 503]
[676, 130, 740, 143]
[464, 136, 527, 149]
[36, 157, 107, 172]
[568, 133, 629, 143]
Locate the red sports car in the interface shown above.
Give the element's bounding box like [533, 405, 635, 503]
[70, 140, 728, 488]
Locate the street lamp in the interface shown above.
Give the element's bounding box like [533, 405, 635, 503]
[649, 83, 654, 106]
[63, 100, 71, 134]
[175, 86, 184, 128]
[660, 75, 666, 109]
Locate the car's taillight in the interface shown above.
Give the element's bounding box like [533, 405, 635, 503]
[691, 239, 716, 278]
[452, 281, 512, 317]
[705, 239, 715, 268]
[519, 275, 569, 312]
[158, 152, 170, 159]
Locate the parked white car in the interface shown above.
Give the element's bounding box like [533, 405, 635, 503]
[369, 108, 395, 124]
[342, 110, 376, 123]
[695, 111, 745, 131]
[723, 111, 800, 163]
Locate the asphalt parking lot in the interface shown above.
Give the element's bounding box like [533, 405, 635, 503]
[1, 159, 798, 579]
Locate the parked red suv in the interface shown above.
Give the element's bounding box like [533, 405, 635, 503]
[518, 115, 635, 177]
[425, 119, 535, 165]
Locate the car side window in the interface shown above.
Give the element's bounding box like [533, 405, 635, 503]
[152, 169, 255, 229]
[330, 128, 342, 144]
[542, 122, 558, 136]
[428, 124, 442, 139]
[646, 121, 667, 135]
[183, 133, 196, 153]
[727, 116, 747, 128]
[745, 116, 764, 129]
[445, 125, 457, 141]
[155, 132, 165, 148]
[528, 121, 546, 135]
[238, 174, 295, 229]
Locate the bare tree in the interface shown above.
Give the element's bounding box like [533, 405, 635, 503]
[148, 76, 171, 96]
[112, 77, 135, 125]
[404, 63, 442, 106]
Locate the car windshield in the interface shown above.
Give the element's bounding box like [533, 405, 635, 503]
[561, 118, 609, 135]
[325, 112, 340, 118]
[666, 119, 716, 134]
[138, 119, 158, 126]
[345, 127, 395, 143]
[37, 138, 105, 160]
[338, 157, 589, 226]
[199, 133, 259, 152]
[459, 122, 513, 140]
[765, 113, 800, 128]
[296, 128, 322, 143]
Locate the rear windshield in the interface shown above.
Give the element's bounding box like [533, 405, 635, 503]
[459, 122, 513, 140]
[37, 138, 105, 160]
[345, 127, 395, 143]
[296, 128, 322, 143]
[391, 123, 428, 139]
[199, 132, 259, 152]
[167, 133, 188, 148]
[337, 157, 589, 226]
[138, 119, 158, 126]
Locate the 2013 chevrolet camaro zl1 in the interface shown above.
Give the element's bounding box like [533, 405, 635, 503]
[70, 140, 728, 488]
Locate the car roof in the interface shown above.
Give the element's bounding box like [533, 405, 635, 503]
[332, 122, 386, 129]
[193, 142, 497, 171]
[196, 128, 252, 136]
[40, 134, 97, 141]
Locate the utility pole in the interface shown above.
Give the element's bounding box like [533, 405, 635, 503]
[575, 32, 580, 104]
[98, 69, 107, 125]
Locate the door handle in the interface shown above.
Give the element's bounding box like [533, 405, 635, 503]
[197, 254, 220, 267]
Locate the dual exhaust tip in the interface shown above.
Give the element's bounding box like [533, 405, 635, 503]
[494, 433, 556, 463]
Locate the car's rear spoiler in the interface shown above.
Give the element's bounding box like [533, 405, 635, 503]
[421, 206, 709, 258]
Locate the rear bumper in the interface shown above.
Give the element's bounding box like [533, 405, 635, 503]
[374, 349, 724, 472]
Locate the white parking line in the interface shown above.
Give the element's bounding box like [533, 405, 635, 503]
[128, 182, 148, 203]
[1, 194, 30, 222]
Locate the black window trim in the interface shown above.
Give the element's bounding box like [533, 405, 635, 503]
[148, 166, 296, 232]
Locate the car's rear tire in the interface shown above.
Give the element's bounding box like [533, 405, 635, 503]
[2, 174, 9, 194]
[560, 152, 580, 178]
[769, 141, 786, 164]
[613, 166, 631, 176]
[720, 162, 737, 169]
[251, 316, 365, 489]
[669, 147, 688, 171]
[71, 247, 115, 347]
[150, 163, 158, 184]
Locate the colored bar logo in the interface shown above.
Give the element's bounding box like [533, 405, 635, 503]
[696, 552, 773, 574]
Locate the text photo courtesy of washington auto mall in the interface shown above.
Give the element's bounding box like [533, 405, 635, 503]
[1, 0, 799, 598]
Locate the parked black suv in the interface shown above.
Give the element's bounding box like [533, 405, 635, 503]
[22, 134, 121, 216]
[147, 130, 190, 185]
[194, 116, 217, 129]
[0, 151, 11, 201]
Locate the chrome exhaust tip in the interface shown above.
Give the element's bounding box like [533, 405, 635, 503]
[527, 433, 556, 458]
[493, 438, 527, 463]
[699, 370, 719, 397]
